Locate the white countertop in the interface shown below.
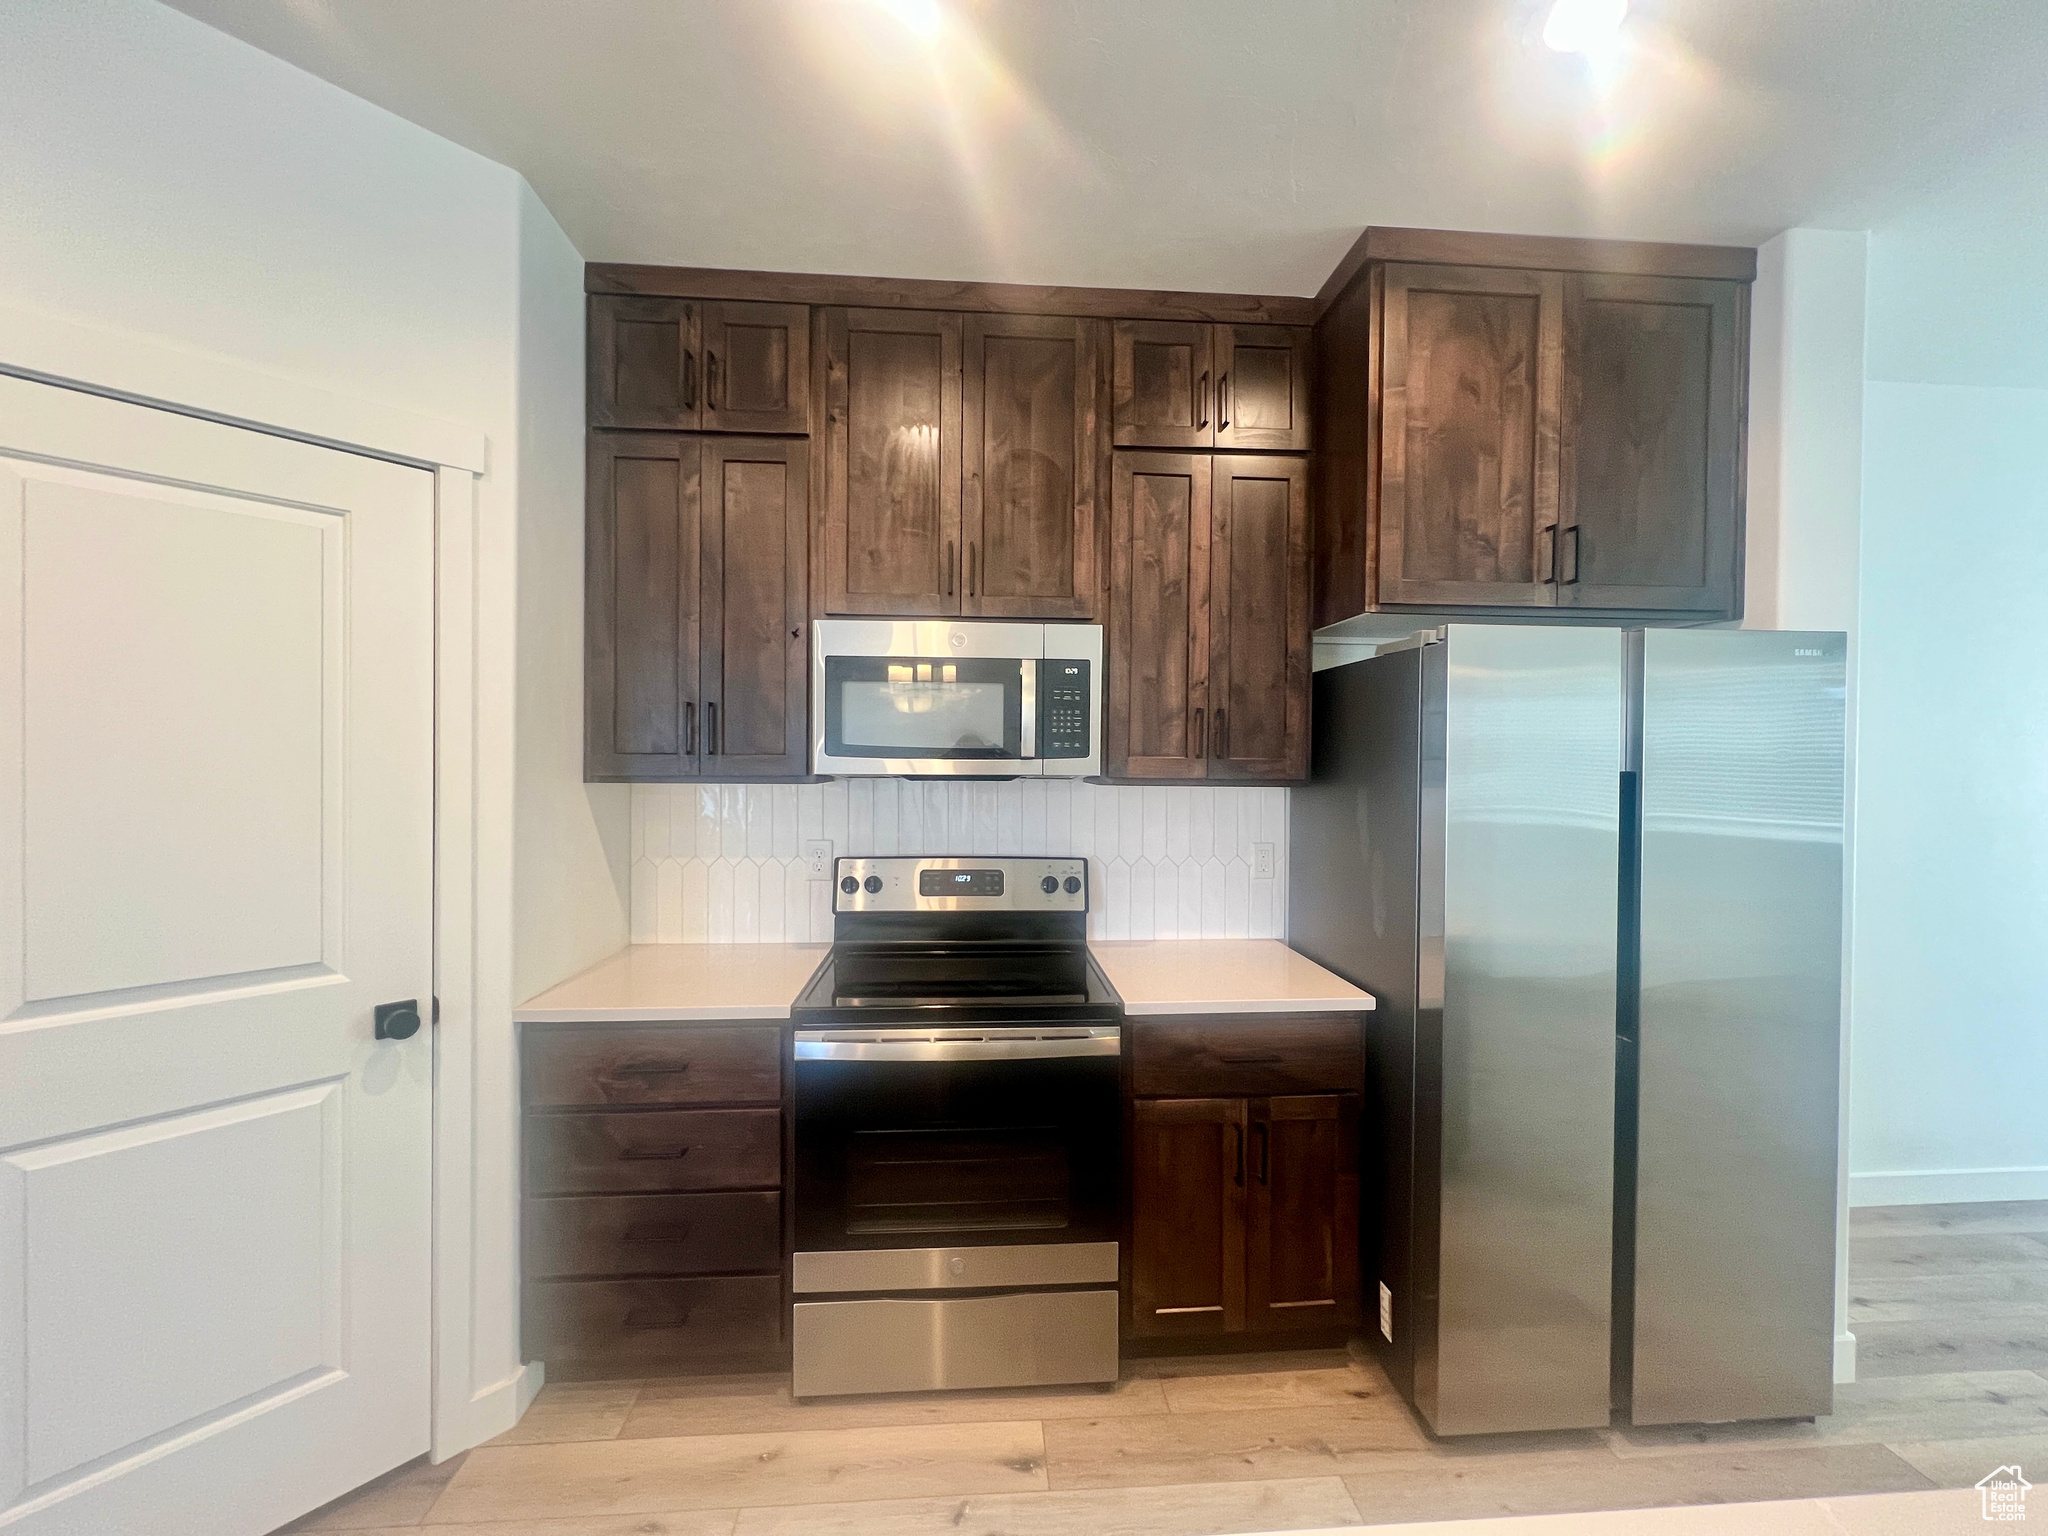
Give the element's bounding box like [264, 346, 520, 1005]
[515, 943, 829, 1022]
[516, 939, 1371, 1023]
[1089, 940, 1375, 1016]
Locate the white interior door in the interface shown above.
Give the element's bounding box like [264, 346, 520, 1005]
[0, 376, 434, 1535]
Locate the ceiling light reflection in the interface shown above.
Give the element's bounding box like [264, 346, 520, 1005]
[1542, 0, 1628, 55]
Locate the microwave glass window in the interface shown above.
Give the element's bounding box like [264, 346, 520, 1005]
[839, 677, 1007, 751]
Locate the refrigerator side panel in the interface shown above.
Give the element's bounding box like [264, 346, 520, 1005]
[1435, 624, 1621, 1435]
[1633, 628, 1844, 1426]
[1290, 651, 1425, 1403]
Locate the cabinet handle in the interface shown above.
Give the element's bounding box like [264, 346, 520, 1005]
[1197, 370, 1210, 431]
[706, 702, 718, 755]
[1215, 709, 1228, 760]
[623, 1305, 693, 1331]
[1218, 371, 1231, 431]
[706, 349, 721, 410]
[618, 1145, 692, 1162]
[1539, 523, 1558, 584]
[1254, 1120, 1270, 1186]
[944, 539, 955, 597]
[609, 1060, 693, 1077]
[1562, 524, 1581, 585]
[684, 701, 696, 756]
[1218, 1052, 1281, 1065]
[622, 1222, 694, 1244]
[682, 350, 697, 411]
[1232, 1122, 1245, 1187]
[1192, 706, 1204, 759]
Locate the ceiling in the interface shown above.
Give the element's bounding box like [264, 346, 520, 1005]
[166, 0, 2048, 297]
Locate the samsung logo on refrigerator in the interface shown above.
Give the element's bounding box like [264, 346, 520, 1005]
[1794, 648, 1822, 657]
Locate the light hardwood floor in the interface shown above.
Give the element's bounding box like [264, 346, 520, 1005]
[278, 1202, 2048, 1534]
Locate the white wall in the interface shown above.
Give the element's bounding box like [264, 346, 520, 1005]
[0, 0, 621, 1455]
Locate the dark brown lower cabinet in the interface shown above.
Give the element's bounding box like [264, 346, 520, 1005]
[522, 1022, 788, 1380]
[1128, 1090, 1362, 1343]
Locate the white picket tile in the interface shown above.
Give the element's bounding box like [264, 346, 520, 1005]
[897, 783, 924, 854]
[808, 879, 832, 941]
[631, 790, 649, 863]
[1129, 860, 1156, 941]
[1018, 780, 1046, 855]
[1186, 786, 1213, 860]
[821, 778, 848, 851]
[798, 782, 824, 846]
[707, 862, 735, 942]
[1115, 787, 1143, 860]
[972, 783, 1001, 852]
[1105, 860, 1132, 941]
[1141, 787, 1168, 863]
[1201, 859, 1229, 938]
[630, 857, 657, 943]
[1165, 790, 1190, 863]
[1249, 878, 1277, 939]
[1046, 781, 1074, 856]
[872, 779, 899, 854]
[772, 785, 800, 859]
[847, 778, 874, 854]
[756, 861, 786, 943]
[742, 789, 771, 860]
[997, 785, 1022, 851]
[1176, 861, 1203, 939]
[693, 785, 721, 860]
[1095, 784, 1121, 861]
[784, 864, 811, 942]
[682, 859, 710, 943]
[1225, 858, 1251, 935]
[1210, 788, 1238, 863]
[656, 859, 684, 944]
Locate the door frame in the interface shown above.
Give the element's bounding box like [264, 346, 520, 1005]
[0, 303, 527, 1465]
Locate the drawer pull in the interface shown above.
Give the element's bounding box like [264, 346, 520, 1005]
[623, 1304, 694, 1331]
[611, 1060, 694, 1077]
[618, 1145, 693, 1162]
[622, 1222, 695, 1243]
[1218, 1052, 1282, 1065]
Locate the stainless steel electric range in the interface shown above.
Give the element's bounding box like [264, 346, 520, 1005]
[789, 854, 1122, 1400]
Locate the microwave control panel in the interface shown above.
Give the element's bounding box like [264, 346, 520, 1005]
[1038, 659, 1091, 759]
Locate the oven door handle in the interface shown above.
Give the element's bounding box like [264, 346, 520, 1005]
[794, 1029, 1119, 1061]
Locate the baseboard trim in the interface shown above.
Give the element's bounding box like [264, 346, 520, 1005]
[1834, 1330, 1857, 1386]
[1850, 1166, 2048, 1206]
[431, 1360, 545, 1464]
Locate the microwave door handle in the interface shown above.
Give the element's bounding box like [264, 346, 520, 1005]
[1019, 658, 1037, 760]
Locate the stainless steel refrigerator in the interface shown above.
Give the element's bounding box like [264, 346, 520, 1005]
[1289, 625, 1844, 1435]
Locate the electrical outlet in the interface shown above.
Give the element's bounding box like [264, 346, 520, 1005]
[804, 840, 833, 878]
[1253, 842, 1275, 880]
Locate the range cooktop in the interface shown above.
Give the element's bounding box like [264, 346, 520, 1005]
[789, 855, 1122, 1029]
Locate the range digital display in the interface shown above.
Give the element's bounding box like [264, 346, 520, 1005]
[917, 868, 1005, 897]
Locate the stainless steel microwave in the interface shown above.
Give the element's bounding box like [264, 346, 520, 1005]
[811, 619, 1103, 777]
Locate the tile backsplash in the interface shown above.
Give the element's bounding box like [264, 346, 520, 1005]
[629, 781, 1288, 944]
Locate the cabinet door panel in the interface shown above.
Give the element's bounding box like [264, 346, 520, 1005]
[821, 307, 963, 615]
[1378, 264, 1563, 608]
[701, 437, 809, 776]
[1560, 274, 1742, 614]
[1109, 452, 1210, 779]
[1247, 1095, 1361, 1332]
[962, 314, 1102, 618]
[701, 300, 809, 435]
[1114, 320, 1214, 448]
[1216, 324, 1311, 451]
[1129, 1098, 1245, 1337]
[590, 295, 699, 430]
[1209, 455, 1309, 781]
[586, 433, 699, 778]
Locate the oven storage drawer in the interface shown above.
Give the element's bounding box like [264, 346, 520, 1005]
[1130, 1015, 1364, 1097]
[526, 1108, 782, 1194]
[526, 1191, 782, 1279]
[792, 1289, 1119, 1398]
[525, 1275, 785, 1380]
[523, 1024, 782, 1108]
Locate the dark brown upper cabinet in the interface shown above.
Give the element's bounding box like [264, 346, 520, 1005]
[1108, 451, 1308, 783]
[1115, 321, 1311, 451]
[1311, 229, 1752, 626]
[819, 306, 963, 615]
[1376, 264, 1564, 610]
[586, 432, 809, 781]
[960, 313, 1108, 619]
[1558, 272, 1743, 613]
[589, 296, 808, 434]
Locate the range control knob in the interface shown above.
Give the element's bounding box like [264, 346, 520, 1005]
[1064, 875, 1082, 894]
[863, 875, 883, 894]
[1041, 875, 1060, 894]
[840, 875, 859, 895]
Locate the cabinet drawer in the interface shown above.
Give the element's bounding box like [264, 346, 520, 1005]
[524, 1191, 782, 1279]
[524, 1025, 782, 1108]
[526, 1108, 782, 1194]
[1130, 1015, 1363, 1096]
[524, 1275, 786, 1380]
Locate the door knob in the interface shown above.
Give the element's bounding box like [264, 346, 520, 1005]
[374, 999, 422, 1040]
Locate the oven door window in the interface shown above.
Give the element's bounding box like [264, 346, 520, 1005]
[795, 1051, 1119, 1252]
[823, 656, 1024, 761]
